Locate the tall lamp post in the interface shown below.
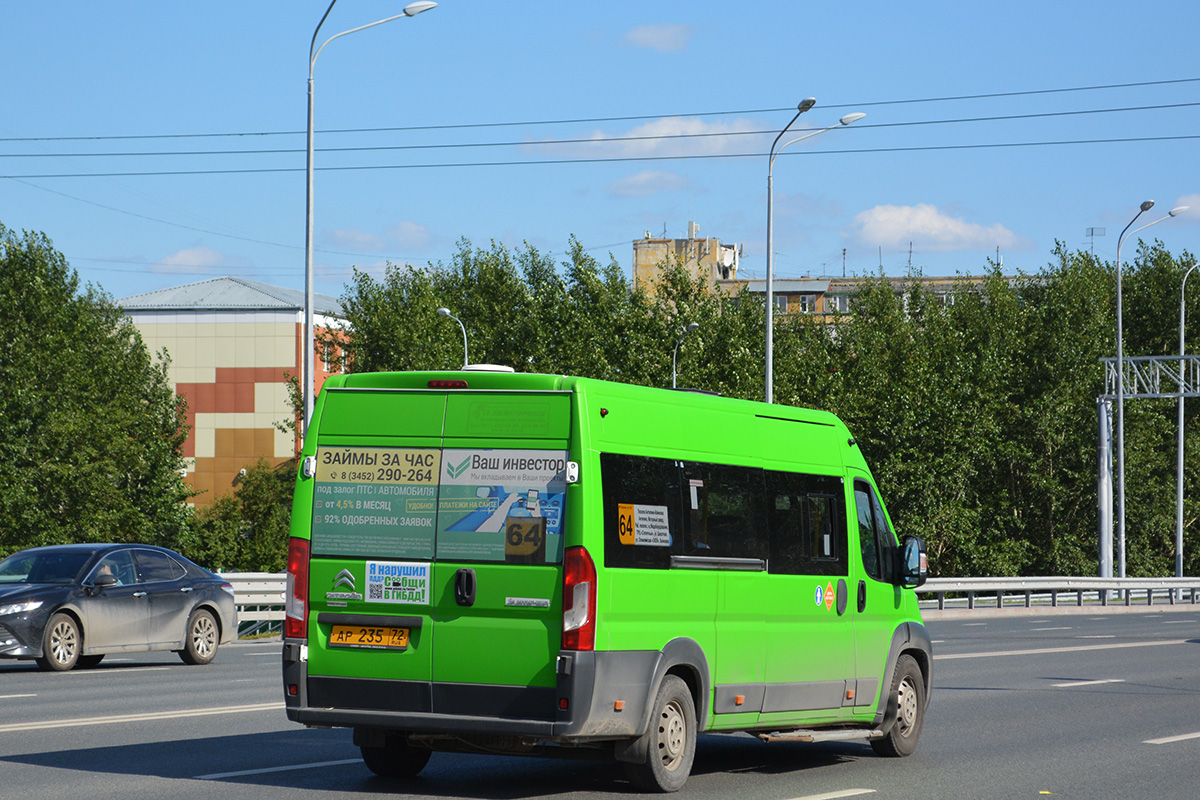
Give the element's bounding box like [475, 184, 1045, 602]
[672, 323, 700, 389]
[437, 307, 469, 368]
[303, 1, 438, 439]
[765, 100, 865, 403]
[1178, 257, 1198, 582]
[1114, 200, 1187, 578]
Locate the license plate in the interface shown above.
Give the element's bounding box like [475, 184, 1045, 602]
[329, 624, 410, 650]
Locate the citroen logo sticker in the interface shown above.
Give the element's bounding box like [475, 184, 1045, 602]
[326, 569, 362, 603]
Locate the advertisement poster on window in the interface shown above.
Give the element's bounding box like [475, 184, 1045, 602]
[310, 447, 441, 559]
[436, 449, 568, 564]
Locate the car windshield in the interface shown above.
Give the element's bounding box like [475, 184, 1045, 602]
[0, 551, 93, 585]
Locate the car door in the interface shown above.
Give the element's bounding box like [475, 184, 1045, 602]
[849, 474, 903, 709]
[81, 550, 148, 650]
[135, 549, 193, 646]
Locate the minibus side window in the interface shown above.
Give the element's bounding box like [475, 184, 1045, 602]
[680, 463, 766, 560]
[855, 483, 881, 580]
[600, 453, 680, 569]
[767, 470, 847, 576]
[854, 480, 897, 582]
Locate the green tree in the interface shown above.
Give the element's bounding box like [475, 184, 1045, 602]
[0, 224, 191, 558]
[185, 458, 294, 572]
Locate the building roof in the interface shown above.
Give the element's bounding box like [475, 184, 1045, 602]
[118, 276, 343, 316]
[741, 278, 831, 293]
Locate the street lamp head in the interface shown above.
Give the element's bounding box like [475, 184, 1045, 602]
[685, 322, 700, 334]
[1169, 206, 1189, 217]
[839, 112, 867, 125]
[797, 97, 816, 113]
[437, 307, 451, 317]
[403, 1, 438, 16]
[1140, 200, 1155, 212]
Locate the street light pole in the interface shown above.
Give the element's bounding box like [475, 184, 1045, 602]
[303, 1, 437, 439]
[438, 307, 468, 368]
[1178, 259, 1199, 582]
[1114, 201, 1187, 579]
[672, 323, 700, 389]
[765, 100, 865, 403]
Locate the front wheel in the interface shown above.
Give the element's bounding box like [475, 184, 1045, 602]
[179, 609, 219, 665]
[622, 675, 697, 792]
[871, 653, 926, 757]
[37, 613, 81, 671]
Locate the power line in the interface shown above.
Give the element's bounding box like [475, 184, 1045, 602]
[5, 133, 1198, 180]
[5, 102, 1197, 160]
[2, 77, 1196, 144]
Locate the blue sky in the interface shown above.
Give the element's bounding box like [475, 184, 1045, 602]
[3, 1, 1198, 303]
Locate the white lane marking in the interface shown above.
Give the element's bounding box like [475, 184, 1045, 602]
[785, 791, 876, 800]
[935, 639, 1189, 660]
[964, 623, 988, 627]
[1145, 731, 1200, 745]
[197, 758, 361, 780]
[930, 640, 945, 644]
[1052, 679, 1125, 688]
[249, 651, 283, 656]
[66, 667, 172, 675]
[1160, 620, 1196, 624]
[0, 702, 283, 733]
[1032, 627, 1072, 631]
[1077, 635, 1116, 639]
[0, 694, 37, 699]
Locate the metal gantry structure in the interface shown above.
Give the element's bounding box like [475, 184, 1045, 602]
[1098, 354, 1200, 581]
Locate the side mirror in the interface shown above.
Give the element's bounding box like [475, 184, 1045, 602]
[93, 574, 119, 589]
[899, 536, 928, 589]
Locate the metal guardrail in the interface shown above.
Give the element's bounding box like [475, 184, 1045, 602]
[224, 573, 286, 635]
[921, 577, 1200, 611]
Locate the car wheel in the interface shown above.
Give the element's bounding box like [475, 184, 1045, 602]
[37, 613, 81, 672]
[871, 653, 926, 757]
[77, 655, 105, 669]
[360, 734, 432, 778]
[179, 608, 219, 665]
[622, 675, 697, 792]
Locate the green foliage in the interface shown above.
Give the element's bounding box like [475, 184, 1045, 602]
[324, 236, 1200, 578]
[0, 224, 191, 558]
[184, 459, 295, 572]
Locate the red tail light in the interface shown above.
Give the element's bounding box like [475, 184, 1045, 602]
[562, 546, 597, 651]
[285, 537, 310, 640]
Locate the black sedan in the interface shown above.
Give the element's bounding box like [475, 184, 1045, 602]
[0, 543, 237, 671]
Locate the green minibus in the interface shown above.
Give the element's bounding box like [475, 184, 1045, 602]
[282, 369, 930, 792]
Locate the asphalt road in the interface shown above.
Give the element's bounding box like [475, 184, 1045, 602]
[2, 608, 1199, 799]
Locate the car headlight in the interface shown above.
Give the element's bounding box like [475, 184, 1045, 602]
[0, 600, 44, 616]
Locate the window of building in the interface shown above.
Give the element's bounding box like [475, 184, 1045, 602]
[828, 294, 851, 314]
[773, 295, 789, 314]
[797, 294, 816, 314]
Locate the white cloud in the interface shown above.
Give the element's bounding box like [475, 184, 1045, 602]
[621, 23, 693, 52]
[1174, 195, 1200, 222]
[326, 221, 433, 253]
[151, 246, 228, 274]
[608, 170, 691, 198]
[848, 204, 1032, 252]
[386, 220, 433, 251]
[531, 116, 761, 161]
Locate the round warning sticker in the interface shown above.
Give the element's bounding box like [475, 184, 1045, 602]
[814, 584, 824, 607]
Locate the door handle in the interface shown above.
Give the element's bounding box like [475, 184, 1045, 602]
[134, 591, 148, 598]
[857, 580, 867, 613]
[180, 587, 194, 593]
[454, 568, 476, 607]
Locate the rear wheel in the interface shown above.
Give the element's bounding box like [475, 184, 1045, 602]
[37, 613, 81, 671]
[871, 653, 925, 757]
[179, 608, 219, 665]
[360, 734, 432, 778]
[622, 675, 696, 792]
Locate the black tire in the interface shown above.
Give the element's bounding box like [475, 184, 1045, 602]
[871, 653, 926, 757]
[179, 608, 219, 665]
[36, 613, 81, 672]
[77, 654, 105, 669]
[622, 675, 697, 793]
[360, 735, 432, 778]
